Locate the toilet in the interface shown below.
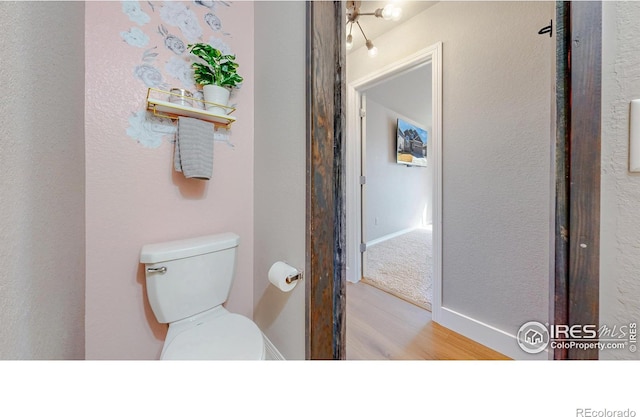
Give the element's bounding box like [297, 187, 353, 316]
[140, 232, 265, 360]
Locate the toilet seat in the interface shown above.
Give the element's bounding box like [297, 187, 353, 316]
[161, 309, 265, 360]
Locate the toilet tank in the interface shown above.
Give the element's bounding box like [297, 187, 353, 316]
[140, 233, 239, 324]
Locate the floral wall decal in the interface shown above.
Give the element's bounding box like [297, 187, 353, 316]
[204, 13, 222, 31]
[134, 63, 165, 89]
[165, 57, 196, 89]
[159, 2, 203, 42]
[158, 25, 186, 54]
[120, 0, 233, 148]
[126, 110, 175, 148]
[120, 27, 150, 47]
[122, 0, 150, 25]
[206, 36, 232, 56]
[134, 47, 167, 89]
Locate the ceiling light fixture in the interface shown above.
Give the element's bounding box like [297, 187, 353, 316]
[346, 0, 402, 57]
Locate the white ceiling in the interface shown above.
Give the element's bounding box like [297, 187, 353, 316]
[364, 62, 433, 126]
[347, 1, 438, 52]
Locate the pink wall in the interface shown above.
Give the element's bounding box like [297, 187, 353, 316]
[85, 1, 254, 359]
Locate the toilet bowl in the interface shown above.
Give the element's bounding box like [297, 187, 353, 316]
[161, 306, 265, 360]
[140, 232, 265, 360]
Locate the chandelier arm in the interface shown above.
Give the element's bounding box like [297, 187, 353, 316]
[356, 21, 369, 42]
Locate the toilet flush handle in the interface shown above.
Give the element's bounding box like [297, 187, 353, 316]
[146, 266, 167, 274]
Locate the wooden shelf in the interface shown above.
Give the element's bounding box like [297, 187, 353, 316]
[145, 88, 236, 129]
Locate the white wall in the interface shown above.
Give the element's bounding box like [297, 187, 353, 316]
[253, 1, 306, 359]
[439, 1, 552, 336]
[363, 63, 433, 239]
[363, 97, 431, 241]
[600, 1, 640, 360]
[348, 1, 553, 357]
[0, 1, 85, 359]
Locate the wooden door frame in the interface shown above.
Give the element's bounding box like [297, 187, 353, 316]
[554, 1, 602, 360]
[306, 1, 602, 360]
[305, 1, 346, 359]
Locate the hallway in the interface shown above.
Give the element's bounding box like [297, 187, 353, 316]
[346, 282, 509, 360]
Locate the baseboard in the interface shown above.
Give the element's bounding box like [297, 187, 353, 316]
[262, 334, 285, 360]
[346, 265, 360, 283]
[437, 307, 550, 360]
[366, 227, 418, 248]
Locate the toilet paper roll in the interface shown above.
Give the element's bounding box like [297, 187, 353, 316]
[268, 261, 300, 292]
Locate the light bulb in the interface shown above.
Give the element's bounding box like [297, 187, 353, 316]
[391, 7, 402, 21]
[366, 40, 378, 57]
[381, 4, 394, 20]
[346, 34, 353, 50]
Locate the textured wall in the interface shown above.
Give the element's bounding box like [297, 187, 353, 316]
[348, 1, 553, 336]
[600, 1, 640, 360]
[85, 1, 254, 359]
[439, 1, 552, 333]
[253, 1, 306, 360]
[363, 97, 431, 241]
[0, 1, 85, 359]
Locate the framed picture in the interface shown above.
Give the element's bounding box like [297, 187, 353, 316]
[396, 118, 428, 167]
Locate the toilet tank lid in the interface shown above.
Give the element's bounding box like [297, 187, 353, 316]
[140, 233, 239, 264]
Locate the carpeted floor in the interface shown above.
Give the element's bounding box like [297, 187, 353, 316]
[364, 227, 433, 311]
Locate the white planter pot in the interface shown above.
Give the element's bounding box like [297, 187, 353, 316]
[202, 84, 230, 115]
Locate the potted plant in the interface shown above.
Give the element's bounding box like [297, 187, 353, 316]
[187, 43, 243, 115]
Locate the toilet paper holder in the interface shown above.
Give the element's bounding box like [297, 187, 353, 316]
[285, 270, 304, 284]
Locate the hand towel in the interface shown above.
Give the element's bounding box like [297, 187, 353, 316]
[174, 116, 215, 180]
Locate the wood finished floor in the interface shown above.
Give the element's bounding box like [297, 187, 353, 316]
[346, 281, 511, 360]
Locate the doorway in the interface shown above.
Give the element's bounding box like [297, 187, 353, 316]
[346, 44, 442, 316]
[343, 0, 555, 361]
[305, 1, 602, 360]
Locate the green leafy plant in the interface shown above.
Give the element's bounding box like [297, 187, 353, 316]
[187, 43, 243, 88]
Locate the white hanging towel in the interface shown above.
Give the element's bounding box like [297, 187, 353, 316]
[174, 116, 215, 180]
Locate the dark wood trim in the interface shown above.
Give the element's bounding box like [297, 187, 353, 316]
[305, 1, 346, 359]
[567, 1, 602, 360]
[553, 1, 571, 361]
[555, 1, 602, 360]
